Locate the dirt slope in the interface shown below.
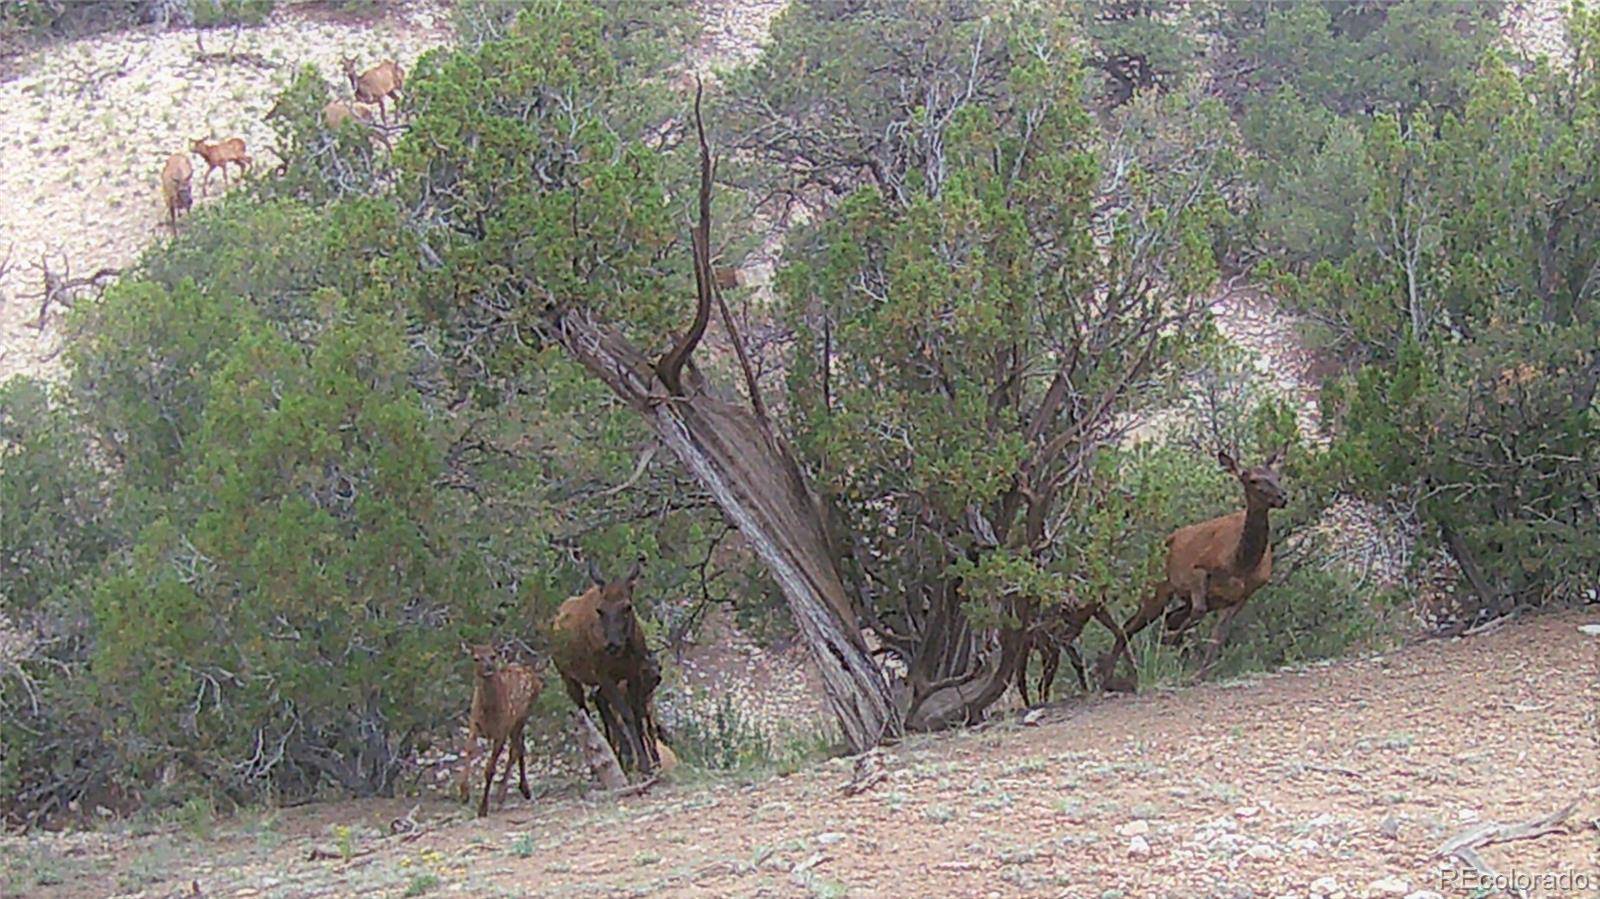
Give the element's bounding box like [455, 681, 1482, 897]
[7, 609, 1593, 898]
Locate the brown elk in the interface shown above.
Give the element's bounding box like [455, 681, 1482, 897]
[1098, 449, 1287, 687]
[322, 99, 375, 129]
[548, 560, 659, 775]
[189, 137, 251, 195]
[341, 57, 404, 123]
[459, 643, 543, 817]
[160, 152, 193, 232]
[1015, 596, 1140, 705]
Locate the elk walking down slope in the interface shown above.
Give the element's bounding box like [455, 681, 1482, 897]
[341, 57, 404, 123]
[159, 152, 192, 232]
[548, 561, 660, 775]
[459, 643, 543, 817]
[1098, 449, 1287, 687]
[190, 137, 251, 195]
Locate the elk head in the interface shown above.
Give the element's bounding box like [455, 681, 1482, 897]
[588, 559, 643, 656]
[462, 641, 498, 678]
[1219, 448, 1287, 509]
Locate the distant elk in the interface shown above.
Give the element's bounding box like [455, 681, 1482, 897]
[1099, 449, 1287, 686]
[159, 152, 193, 231]
[341, 57, 404, 123]
[548, 560, 660, 775]
[322, 99, 375, 129]
[460, 642, 543, 817]
[190, 137, 251, 195]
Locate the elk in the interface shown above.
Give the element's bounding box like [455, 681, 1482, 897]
[341, 57, 403, 123]
[159, 152, 193, 231]
[322, 99, 375, 129]
[548, 560, 659, 775]
[1099, 449, 1287, 687]
[1015, 596, 1140, 705]
[189, 137, 251, 195]
[459, 642, 543, 817]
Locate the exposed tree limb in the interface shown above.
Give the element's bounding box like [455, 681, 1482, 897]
[655, 79, 715, 395]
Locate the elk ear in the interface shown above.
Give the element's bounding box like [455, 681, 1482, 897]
[460, 640, 471, 655]
[625, 559, 642, 584]
[1217, 450, 1240, 475]
[1264, 446, 1286, 469]
[586, 558, 605, 586]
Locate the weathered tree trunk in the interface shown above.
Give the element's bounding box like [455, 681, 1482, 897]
[553, 311, 903, 751]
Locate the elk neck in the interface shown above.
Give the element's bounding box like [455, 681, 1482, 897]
[1232, 495, 1271, 572]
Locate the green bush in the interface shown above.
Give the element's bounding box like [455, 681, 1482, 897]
[189, 0, 274, 28]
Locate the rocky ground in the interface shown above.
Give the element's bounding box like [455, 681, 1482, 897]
[4, 608, 1594, 898]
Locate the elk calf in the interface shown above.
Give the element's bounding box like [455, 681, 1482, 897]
[548, 561, 659, 775]
[1099, 449, 1287, 687]
[160, 152, 193, 231]
[341, 57, 404, 123]
[190, 137, 251, 196]
[460, 643, 543, 817]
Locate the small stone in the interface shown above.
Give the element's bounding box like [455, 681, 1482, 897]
[1378, 816, 1401, 839]
[1116, 819, 1150, 837]
[1403, 893, 1443, 899]
[1127, 835, 1151, 857]
[1244, 843, 1280, 860]
[1309, 876, 1341, 898]
[816, 832, 845, 846]
[1366, 876, 1410, 896]
[1234, 805, 1260, 819]
[1021, 708, 1045, 726]
[1577, 623, 1600, 636]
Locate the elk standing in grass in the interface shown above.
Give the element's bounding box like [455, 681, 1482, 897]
[1098, 449, 1287, 687]
[460, 643, 543, 817]
[160, 152, 193, 231]
[190, 137, 251, 195]
[341, 57, 403, 123]
[548, 561, 659, 775]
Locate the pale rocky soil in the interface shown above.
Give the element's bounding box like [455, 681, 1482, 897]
[5, 609, 1595, 898]
[0, 0, 451, 384]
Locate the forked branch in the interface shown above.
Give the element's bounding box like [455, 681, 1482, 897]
[656, 79, 715, 395]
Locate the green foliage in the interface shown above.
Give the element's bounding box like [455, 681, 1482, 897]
[189, 0, 275, 28]
[1284, 12, 1600, 618]
[263, 66, 390, 202]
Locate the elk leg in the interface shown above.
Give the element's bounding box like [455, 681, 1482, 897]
[496, 732, 515, 804]
[598, 679, 649, 776]
[479, 737, 504, 817]
[201, 166, 212, 197]
[1100, 583, 1169, 685]
[1038, 641, 1061, 703]
[513, 720, 531, 799]
[1063, 643, 1088, 691]
[562, 675, 588, 714]
[458, 724, 479, 802]
[1196, 604, 1243, 676]
[627, 677, 660, 772]
[591, 688, 632, 769]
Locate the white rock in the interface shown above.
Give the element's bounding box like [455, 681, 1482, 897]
[1577, 623, 1600, 636]
[1234, 805, 1260, 818]
[1127, 835, 1152, 857]
[1245, 843, 1280, 860]
[1117, 819, 1151, 836]
[1366, 876, 1410, 896]
[1309, 876, 1341, 898]
[1403, 892, 1443, 899]
[816, 832, 846, 846]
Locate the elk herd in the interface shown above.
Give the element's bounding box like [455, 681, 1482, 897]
[158, 56, 402, 231]
[464, 449, 1288, 816]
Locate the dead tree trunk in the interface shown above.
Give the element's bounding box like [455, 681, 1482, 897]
[547, 84, 901, 751]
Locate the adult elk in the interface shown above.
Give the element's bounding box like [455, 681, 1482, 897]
[548, 560, 659, 775]
[341, 57, 403, 124]
[1099, 449, 1287, 686]
[159, 152, 193, 231]
[190, 137, 251, 195]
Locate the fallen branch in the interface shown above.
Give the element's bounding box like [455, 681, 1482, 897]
[572, 709, 627, 791]
[1435, 801, 1576, 858]
[841, 747, 887, 796]
[306, 844, 374, 862]
[24, 253, 120, 330]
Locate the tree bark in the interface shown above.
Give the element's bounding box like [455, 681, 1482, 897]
[553, 310, 903, 751]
